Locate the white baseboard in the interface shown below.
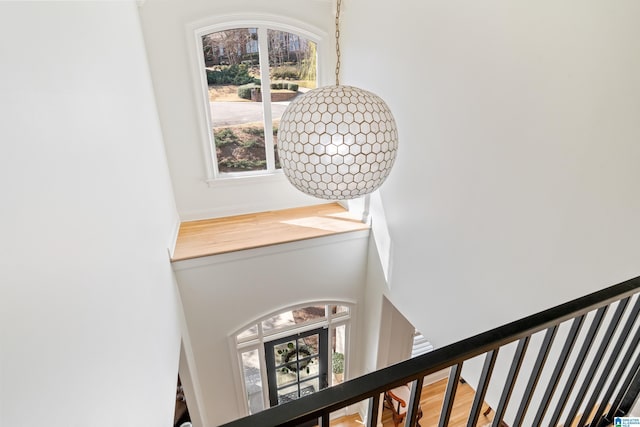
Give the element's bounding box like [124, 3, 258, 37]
[423, 367, 451, 386]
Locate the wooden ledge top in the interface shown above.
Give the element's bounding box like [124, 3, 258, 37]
[171, 203, 370, 262]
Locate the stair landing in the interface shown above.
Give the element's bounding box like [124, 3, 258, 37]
[171, 203, 369, 261]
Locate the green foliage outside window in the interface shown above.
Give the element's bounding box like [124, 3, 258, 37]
[206, 64, 255, 85]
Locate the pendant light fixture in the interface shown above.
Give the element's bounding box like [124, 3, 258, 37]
[277, 0, 398, 200]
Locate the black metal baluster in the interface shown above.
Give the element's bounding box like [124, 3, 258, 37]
[606, 348, 640, 422]
[438, 363, 462, 427]
[491, 337, 530, 427]
[467, 349, 499, 427]
[548, 307, 607, 426]
[588, 298, 640, 426]
[367, 393, 381, 427]
[405, 377, 424, 427]
[564, 297, 630, 426]
[618, 368, 640, 419]
[532, 315, 585, 426]
[513, 326, 558, 427]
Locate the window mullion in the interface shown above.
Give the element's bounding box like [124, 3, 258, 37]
[257, 27, 276, 172]
[256, 321, 270, 410]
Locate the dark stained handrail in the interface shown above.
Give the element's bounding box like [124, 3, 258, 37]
[219, 275, 640, 427]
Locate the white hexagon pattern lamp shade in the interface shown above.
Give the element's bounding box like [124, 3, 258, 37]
[277, 85, 398, 200]
[276, 0, 398, 200]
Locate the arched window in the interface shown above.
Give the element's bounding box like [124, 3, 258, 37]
[232, 302, 352, 415]
[192, 20, 324, 181]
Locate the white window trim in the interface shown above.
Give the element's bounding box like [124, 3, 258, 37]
[186, 14, 329, 184]
[228, 301, 354, 417]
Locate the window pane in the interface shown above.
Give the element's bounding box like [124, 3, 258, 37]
[276, 383, 298, 404]
[332, 324, 346, 385]
[276, 377, 319, 405]
[241, 349, 264, 414]
[330, 305, 349, 316]
[292, 305, 326, 324]
[203, 28, 267, 173]
[299, 378, 320, 397]
[299, 356, 319, 379]
[274, 340, 299, 387]
[267, 30, 317, 169]
[262, 310, 296, 333]
[298, 337, 318, 358]
[236, 324, 258, 342]
[262, 306, 326, 334]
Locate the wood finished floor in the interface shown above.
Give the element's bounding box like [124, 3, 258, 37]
[323, 379, 610, 427]
[171, 202, 369, 261]
[325, 378, 496, 427]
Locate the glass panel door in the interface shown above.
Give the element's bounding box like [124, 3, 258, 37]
[264, 327, 328, 407]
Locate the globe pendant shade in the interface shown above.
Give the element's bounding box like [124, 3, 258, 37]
[277, 85, 398, 200]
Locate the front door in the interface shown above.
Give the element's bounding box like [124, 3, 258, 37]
[264, 327, 329, 407]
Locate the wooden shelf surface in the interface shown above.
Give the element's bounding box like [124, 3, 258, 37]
[171, 203, 369, 262]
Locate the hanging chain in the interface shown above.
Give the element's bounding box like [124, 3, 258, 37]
[335, 0, 342, 86]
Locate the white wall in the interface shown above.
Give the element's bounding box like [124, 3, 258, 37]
[378, 297, 414, 368]
[359, 237, 389, 375]
[139, 0, 336, 220]
[172, 232, 369, 425]
[0, 2, 182, 426]
[342, 0, 640, 346]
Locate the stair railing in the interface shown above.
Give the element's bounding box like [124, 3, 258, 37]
[220, 275, 640, 427]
